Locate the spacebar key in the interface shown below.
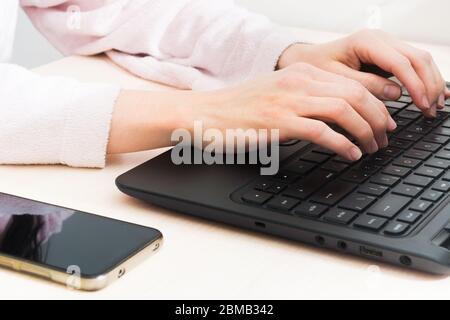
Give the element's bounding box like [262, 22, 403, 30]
[311, 180, 356, 205]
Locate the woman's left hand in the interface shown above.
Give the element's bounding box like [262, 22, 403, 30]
[278, 29, 450, 118]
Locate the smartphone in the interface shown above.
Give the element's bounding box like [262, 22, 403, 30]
[0, 192, 162, 291]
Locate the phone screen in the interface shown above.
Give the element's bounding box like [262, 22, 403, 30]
[0, 193, 161, 277]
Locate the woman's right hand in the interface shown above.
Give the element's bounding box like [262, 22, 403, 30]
[185, 63, 397, 162]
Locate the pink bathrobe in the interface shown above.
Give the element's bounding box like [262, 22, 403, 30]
[1, 0, 301, 167]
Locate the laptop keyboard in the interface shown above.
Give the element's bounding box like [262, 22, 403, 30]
[232, 87, 450, 237]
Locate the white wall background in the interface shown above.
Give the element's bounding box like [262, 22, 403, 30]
[11, 0, 450, 68]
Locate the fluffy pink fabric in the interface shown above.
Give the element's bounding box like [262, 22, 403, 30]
[22, 0, 302, 89]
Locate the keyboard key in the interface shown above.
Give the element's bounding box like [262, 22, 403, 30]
[421, 190, 443, 202]
[397, 110, 421, 120]
[284, 161, 316, 175]
[284, 185, 314, 200]
[299, 152, 329, 164]
[432, 180, 450, 192]
[416, 117, 441, 128]
[403, 149, 432, 160]
[414, 165, 443, 178]
[409, 200, 432, 212]
[333, 156, 353, 164]
[382, 165, 411, 177]
[385, 101, 407, 109]
[323, 209, 358, 225]
[435, 150, 450, 160]
[293, 169, 336, 194]
[267, 196, 300, 211]
[442, 118, 450, 128]
[366, 154, 392, 166]
[339, 193, 376, 212]
[404, 174, 433, 187]
[266, 183, 287, 194]
[425, 158, 450, 169]
[353, 161, 381, 175]
[406, 124, 432, 135]
[394, 117, 413, 127]
[293, 202, 328, 217]
[358, 183, 389, 197]
[392, 184, 422, 197]
[321, 160, 349, 173]
[341, 170, 371, 184]
[384, 221, 409, 236]
[393, 157, 421, 168]
[368, 194, 411, 218]
[423, 134, 450, 144]
[242, 190, 272, 204]
[312, 146, 335, 155]
[398, 96, 412, 103]
[389, 139, 413, 149]
[397, 131, 423, 141]
[310, 180, 356, 206]
[273, 171, 300, 183]
[387, 107, 399, 116]
[253, 179, 272, 191]
[406, 105, 422, 112]
[437, 111, 449, 119]
[354, 215, 388, 231]
[433, 127, 450, 136]
[370, 174, 400, 187]
[397, 211, 421, 224]
[377, 147, 402, 158]
[442, 171, 450, 181]
[413, 141, 440, 152]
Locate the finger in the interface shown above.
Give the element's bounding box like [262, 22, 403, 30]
[396, 44, 445, 114]
[352, 35, 429, 112]
[295, 62, 397, 135]
[373, 31, 447, 111]
[293, 96, 378, 153]
[304, 79, 391, 148]
[430, 60, 447, 109]
[331, 62, 402, 101]
[288, 117, 362, 161]
[446, 87, 450, 98]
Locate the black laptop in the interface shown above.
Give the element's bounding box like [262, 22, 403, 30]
[116, 83, 450, 274]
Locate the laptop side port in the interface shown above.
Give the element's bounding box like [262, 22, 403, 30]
[360, 246, 383, 258]
[254, 221, 266, 228]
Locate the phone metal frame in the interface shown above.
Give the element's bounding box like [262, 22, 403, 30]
[0, 236, 163, 291]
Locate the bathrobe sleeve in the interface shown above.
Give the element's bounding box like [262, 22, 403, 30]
[21, 0, 302, 89]
[0, 63, 120, 167]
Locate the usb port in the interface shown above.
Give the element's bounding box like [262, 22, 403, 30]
[360, 246, 383, 258]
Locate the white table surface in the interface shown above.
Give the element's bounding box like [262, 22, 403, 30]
[1, 28, 450, 300]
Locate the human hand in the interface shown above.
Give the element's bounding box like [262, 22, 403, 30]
[185, 63, 398, 161]
[278, 29, 450, 118]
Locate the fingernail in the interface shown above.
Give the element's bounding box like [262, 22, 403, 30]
[382, 134, 389, 148]
[349, 147, 362, 161]
[422, 95, 431, 109]
[369, 139, 379, 154]
[383, 85, 401, 100]
[387, 117, 397, 131]
[438, 93, 445, 108]
[430, 103, 437, 117]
